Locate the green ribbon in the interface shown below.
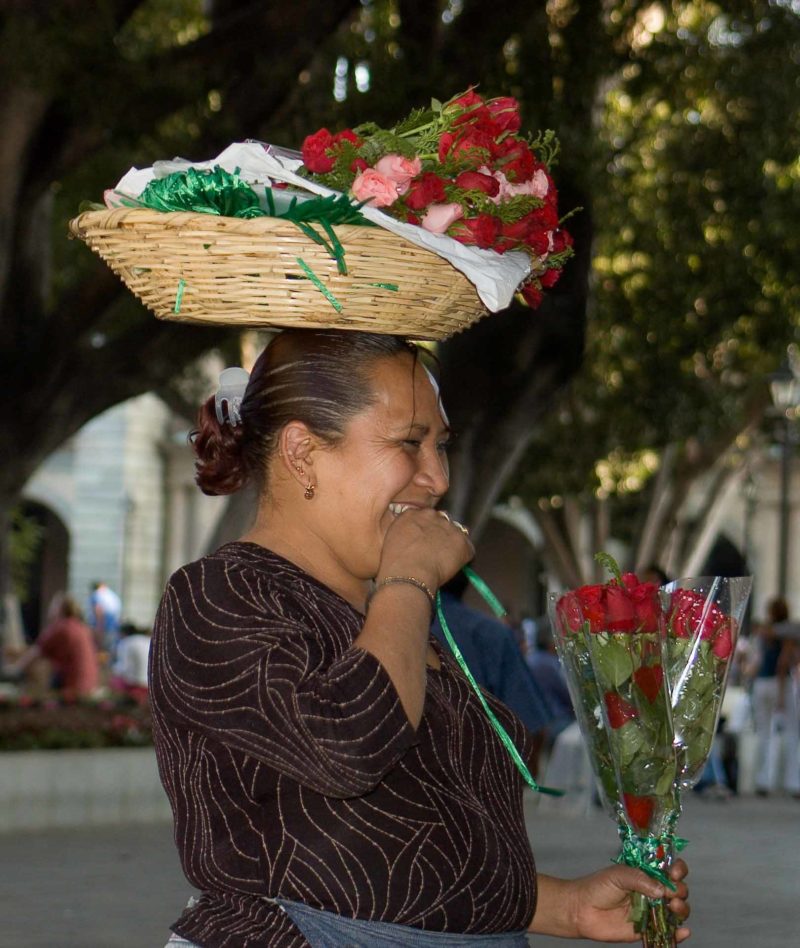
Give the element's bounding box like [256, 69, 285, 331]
[174, 278, 186, 314]
[133, 166, 373, 277]
[435, 569, 564, 796]
[614, 824, 688, 890]
[138, 166, 264, 218]
[463, 565, 507, 618]
[295, 257, 343, 312]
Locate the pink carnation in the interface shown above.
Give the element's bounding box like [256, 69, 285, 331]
[351, 168, 400, 207]
[373, 154, 422, 195]
[420, 202, 464, 234]
[486, 167, 550, 204]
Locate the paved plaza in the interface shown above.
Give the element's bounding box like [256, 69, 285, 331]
[0, 792, 796, 947]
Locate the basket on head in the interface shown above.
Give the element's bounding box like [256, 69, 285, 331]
[68, 208, 489, 341]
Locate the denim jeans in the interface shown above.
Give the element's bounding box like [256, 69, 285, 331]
[165, 899, 529, 947]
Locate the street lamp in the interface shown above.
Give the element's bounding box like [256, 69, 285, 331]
[768, 359, 800, 598]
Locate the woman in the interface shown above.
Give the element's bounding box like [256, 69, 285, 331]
[752, 597, 800, 796]
[151, 330, 689, 947]
[5, 593, 99, 701]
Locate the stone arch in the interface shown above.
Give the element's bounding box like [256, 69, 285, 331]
[16, 501, 70, 640]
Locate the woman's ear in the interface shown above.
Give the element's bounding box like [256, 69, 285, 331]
[279, 422, 317, 490]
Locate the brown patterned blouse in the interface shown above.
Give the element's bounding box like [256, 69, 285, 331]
[150, 542, 537, 947]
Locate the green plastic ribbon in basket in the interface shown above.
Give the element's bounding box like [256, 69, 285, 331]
[131, 165, 372, 277]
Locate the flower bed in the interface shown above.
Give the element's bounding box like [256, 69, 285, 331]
[0, 694, 153, 752]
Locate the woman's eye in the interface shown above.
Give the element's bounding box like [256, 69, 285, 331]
[437, 441, 450, 454]
[402, 439, 422, 449]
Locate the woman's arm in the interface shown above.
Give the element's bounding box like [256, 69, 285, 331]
[530, 861, 690, 942]
[354, 506, 473, 727]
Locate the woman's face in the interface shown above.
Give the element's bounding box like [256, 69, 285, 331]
[310, 353, 451, 581]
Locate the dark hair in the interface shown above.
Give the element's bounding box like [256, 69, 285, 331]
[192, 329, 421, 495]
[767, 597, 789, 624]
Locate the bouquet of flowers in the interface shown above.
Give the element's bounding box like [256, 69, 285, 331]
[300, 88, 574, 308]
[548, 556, 751, 948]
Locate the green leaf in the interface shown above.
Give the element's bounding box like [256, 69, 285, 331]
[590, 634, 634, 686]
[594, 551, 623, 584]
[655, 760, 678, 796]
[611, 719, 649, 764]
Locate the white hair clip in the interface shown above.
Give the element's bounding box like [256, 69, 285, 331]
[214, 367, 250, 427]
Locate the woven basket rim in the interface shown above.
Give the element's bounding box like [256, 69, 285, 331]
[68, 207, 490, 340]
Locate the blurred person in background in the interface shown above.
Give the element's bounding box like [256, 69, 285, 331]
[4, 593, 99, 700]
[111, 622, 152, 705]
[431, 572, 554, 775]
[525, 623, 575, 753]
[751, 597, 800, 797]
[88, 580, 122, 659]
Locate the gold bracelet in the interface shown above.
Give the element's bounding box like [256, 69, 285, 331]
[367, 576, 436, 612]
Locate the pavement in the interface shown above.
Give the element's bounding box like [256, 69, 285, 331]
[0, 792, 797, 947]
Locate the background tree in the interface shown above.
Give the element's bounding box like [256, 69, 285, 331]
[1, 0, 798, 635]
[509, 1, 800, 585]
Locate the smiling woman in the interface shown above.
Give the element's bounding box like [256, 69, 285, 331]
[150, 329, 689, 948]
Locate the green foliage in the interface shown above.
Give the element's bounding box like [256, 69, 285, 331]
[9, 510, 43, 603]
[509, 1, 800, 523]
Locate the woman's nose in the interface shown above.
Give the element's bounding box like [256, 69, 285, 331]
[414, 445, 449, 497]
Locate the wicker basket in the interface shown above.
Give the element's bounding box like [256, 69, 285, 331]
[68, 208, 489, 340]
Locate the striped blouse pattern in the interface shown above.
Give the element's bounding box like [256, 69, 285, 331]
[150, 542, 537, 947]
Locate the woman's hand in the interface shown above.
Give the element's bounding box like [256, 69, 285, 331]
[378, 507, 474, 591]
[532, 860, 690, 942]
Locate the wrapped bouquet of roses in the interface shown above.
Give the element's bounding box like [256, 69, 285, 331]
[300, 87, 574, 308]
[549, 556, 751, 948]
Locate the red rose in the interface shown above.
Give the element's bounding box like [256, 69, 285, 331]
[520, 282, 543, 308]
[454, 170, 500, 197]
[438, 131, 456, 163]
[557, 592, 585, 633]
[604, 692, 638, 728]
[501, 207, 558, 248]
[452, 105, 493, 130]
[531, 204, 560, 231]
[449, 89, 484, 110]
[495, 139, 536, 182]
[622, 576, 661, 633]
[539, 267, 562, 289]
[441, 127, 497, 165]
[500, 214, 536, 244]
[486, 95, 521, 132]
[301, 128, 335, 173]
[551, 228, 574, 253]
[350, 157, 369, 173]
[623, 792, 655, 832]
[668, 588, 726, 642]
[333, 128, 362, 147]
[605, 584, 636, 632]
[576, 584, 606, 632]
[404, 172, 448, 210]
[668, 591, 695, 638]
[633, 664, 664, 703]
[526, 231, 551, 256]
[712, 619, 734, 660]
[448, 213, 502, 249]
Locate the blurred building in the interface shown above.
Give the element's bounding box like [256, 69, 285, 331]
[19, 395, 228, 638]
